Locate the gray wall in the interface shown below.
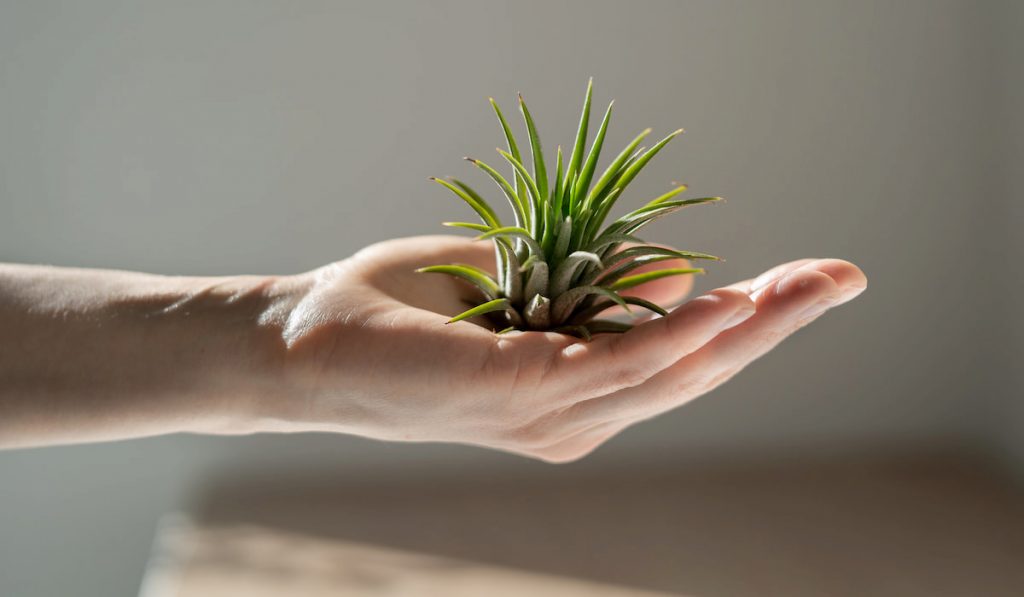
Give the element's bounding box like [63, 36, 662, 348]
[991, 0, 1024, 473]
[0, 2, 1018, 596]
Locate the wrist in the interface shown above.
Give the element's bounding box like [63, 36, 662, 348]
[143, 271, 317, 437]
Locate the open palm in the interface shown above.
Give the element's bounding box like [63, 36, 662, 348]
[277, 235, 866, 463]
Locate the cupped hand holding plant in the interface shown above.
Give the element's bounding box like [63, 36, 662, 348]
[269, 236, 865, 463]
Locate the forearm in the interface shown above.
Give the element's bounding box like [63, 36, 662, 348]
[0, 263, 304, 448]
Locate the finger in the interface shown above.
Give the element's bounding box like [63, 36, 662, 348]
[359, 236, 498, 314]
[542, 287, 756, 403]
[726, 258, 866, 304]
[356, 235, 496, 274]
[724, 258, 816, 294]
[569, 264, 854, 421]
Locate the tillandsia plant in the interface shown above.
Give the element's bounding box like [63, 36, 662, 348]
[419, 79, 723, 339]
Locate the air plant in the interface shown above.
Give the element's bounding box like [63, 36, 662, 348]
[420, 79, 722, 339]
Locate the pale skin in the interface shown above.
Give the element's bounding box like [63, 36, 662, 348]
[0, 235, 866, 462]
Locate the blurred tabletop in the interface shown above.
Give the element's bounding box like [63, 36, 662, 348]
[140, 453, 1024, 597]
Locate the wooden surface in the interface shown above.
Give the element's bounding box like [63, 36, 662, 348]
[142, 454, 1024, 596]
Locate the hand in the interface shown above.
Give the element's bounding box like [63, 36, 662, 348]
[269, 235, 867, 463]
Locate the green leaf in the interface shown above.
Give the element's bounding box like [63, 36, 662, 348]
[564, 78, 593, 196]
[447, 298, 513, 324]
[488, 97, 523, 166]
[572, 101, 613, 213]
[523, 260, 550, 299]
[586, 233, 644, 253]
[523, 294, 551, 330]
[568, 295, 668, 324]
[553, 145, 564, 216]
[430, 177, 500, 228]
[551, 216, 574, 265]
[496, 240, 523, 305]
[603, 245, 720, 269]
[582, 187, 622, 246]
[489, 97, 528, 209]
[416, 264, 500, 299]
[518, 94, 548, 202]
[551, 285, 630, 324]
[607, 268, 704, 291]
[592, 254, 680, 286]
[476, 226, 544, 257]
[465, 158, 528, 229]
[611, 128, 685, 193]
[549, 251, 602, 298]
[583, 128, 652, 211]
[497, 149, 543, 230]
[442, 221, 492, 233]
[603, 197, 723, 238]
[450, 178, 500, 224]
[643, 184, 689, 207]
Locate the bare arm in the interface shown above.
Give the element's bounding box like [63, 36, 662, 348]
[0, 263, 302, 447]
[0, 236, 866, 460]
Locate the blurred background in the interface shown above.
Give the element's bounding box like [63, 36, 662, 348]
[1, 1, 1021, 595]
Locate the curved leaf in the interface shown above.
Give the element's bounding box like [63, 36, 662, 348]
[569, 295, 669, 324]
[591, 254, 680, 286]
[549, 251, 601, 298]
[603, 197, 723, 238]
[447, 298, 513, 324]
[603, 245, 720, 269]
[465, 158, 528, 228]
[489, 97, 529, 210]
[552, 285, 630, 324]
[416, 264, 500, 299]
[496, 240, 523, 305]
[442, 221, 492, 233]
[430, 177, 500, 228]
[607, 268, 704, 291]
[586, 233, 645, 253]
[476, 226, 544, 257]
[523, 260, 550, 299]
